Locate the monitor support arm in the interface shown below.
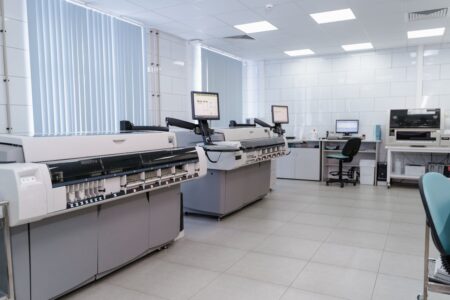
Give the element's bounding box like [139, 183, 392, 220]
[165, 117, 215, 145]
[120, 120, 169, 132]
[254, 118, 285, 136]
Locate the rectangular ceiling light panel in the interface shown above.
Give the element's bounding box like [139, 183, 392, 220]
[407, 27, 445, 39]
[284, 49, 315, 56]
[310, 8, 355, 24]
[342, 42, 373, 51]
[234, 21, 278, 34]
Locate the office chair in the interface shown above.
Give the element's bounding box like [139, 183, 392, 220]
[418, 172, 450, 300]
[326, 138, 361, 188]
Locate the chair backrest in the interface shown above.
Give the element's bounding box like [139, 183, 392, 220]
[419, 172, 450, 255]
[342, 138, 361, 159]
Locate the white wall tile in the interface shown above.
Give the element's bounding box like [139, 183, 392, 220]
[332, 55, 361, 72]
[346, 70, 375, 84]
[360, 83, 390, 98]
[265, 63, 280, 77]
[390, 82, 416, 97]
[375, 68, 406, 82]
[4, 0, 27, 22]
[361, 53, 391, 69]
[10, 104, 32, 133]
[0, 105, 6, 133]
[6, 48, 30, 77]
[346, 98, 374, 112]
[440, 64, 450, 79]
[8, 77, 31, 105]
[5, 18, 29, 50]
[332, 85, 360, 99]
[423, 80, 450, 96]
[317, 72, 346, 86]
[281, 60, 307, 75]
[423, 65, 440, 81]
[392, 52, 416, 67]
[373, 97, 406, 111]
[306, 86, 332, 100]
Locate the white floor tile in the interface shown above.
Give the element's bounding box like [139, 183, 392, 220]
[273, 222, 332, 242]
[161, 240, 246, 272]
[63, 282, 164, 300]
[292, 262, 377, 300]
[280, 288, 347, 300]
[220, 215, 285, 234]
[226, 252, 307, 286]
[191, 274, 287, 300]
[326, 228, 387, 250]
[312, 242, 382, 272]
[254, 235, 322, 260]
[379, 251, 423, 280]
[290, 212, 343, 227]
[106, 260, 218, 300]
[338, 217, 390, 234]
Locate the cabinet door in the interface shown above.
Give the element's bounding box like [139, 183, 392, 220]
[294, 148, 321, 180]
[276, 153, 295, 178]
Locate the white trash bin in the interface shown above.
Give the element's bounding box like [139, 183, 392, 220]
[360, 160, 376, 185]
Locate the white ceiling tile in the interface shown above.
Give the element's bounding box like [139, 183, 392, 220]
[127, 10, 174, 25]
[190, 0, 248, 15]
[215, 9, 262, 26]
[86, 0, 142, 15]
[126, 0, 183, 10]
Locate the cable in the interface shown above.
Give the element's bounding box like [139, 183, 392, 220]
[205, 150, 222, 163]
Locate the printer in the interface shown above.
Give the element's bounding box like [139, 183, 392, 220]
[163, 94, 289, 218]
[0, 132, 207, 300]
[387, 108, 442, 146]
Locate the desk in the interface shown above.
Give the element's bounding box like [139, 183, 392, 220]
[322, 140, 380, 185]
[277, 140, 321, 181]
[386, 146, 450, 188]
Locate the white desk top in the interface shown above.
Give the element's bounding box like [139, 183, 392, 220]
[386, 145, 450, 153]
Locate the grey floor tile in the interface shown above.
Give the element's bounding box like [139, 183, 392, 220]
[161, 239, 246, 272]
[379, 251, 423, 280]
[372, 274, 422, 300]
[311, 242, 382, 272]
[198, 227, 268, 250]
[384, 235, 424, 256]
[254, 235, 322, 260]
[389, 222, 424, 239]
[337, 217, 390, 234]
[290, 212, 343, 227]
[326, 228, 387, 250]
[292, 262, 377, 300]
[190, 274, 287, 300]
[226, 252, 307, 286]
[238, 207, 298, 222]
[62, 282, 164, 300]
[106, 260, 218, 300]
[273, 222, 332, 242]
[280, 288, 347, 300]
[220, 215, 285, 234]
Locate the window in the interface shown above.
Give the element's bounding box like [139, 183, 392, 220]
[201, 48, 243, 127]
[27, 0, 147, 134]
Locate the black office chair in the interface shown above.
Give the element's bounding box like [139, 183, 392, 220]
[326, 138, 362, 188]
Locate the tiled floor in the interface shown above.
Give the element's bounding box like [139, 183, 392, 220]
[64, 180, 450, 300]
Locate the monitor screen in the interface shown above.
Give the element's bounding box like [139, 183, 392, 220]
[336, 120, 359, 134]
[272, 105, 289, 124]
[191, 91, 220, 120]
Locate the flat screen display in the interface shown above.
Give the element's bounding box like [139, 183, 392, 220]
[272, 105, 289, 124]
[191, 91, 220, 120]
[336, 120, 359, 134]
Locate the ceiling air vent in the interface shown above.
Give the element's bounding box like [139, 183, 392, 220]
[224, 35, 255, 40]
[408, 7, 448, 21]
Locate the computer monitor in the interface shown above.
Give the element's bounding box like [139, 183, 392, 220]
[191, 91, 220, 120]
[272, 105, 289, 124]
[336, 120, 359, 136]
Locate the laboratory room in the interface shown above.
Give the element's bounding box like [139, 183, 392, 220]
[2, 1, 450, 300]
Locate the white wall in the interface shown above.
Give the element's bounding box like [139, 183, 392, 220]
[0, 0, 33, 134]
[158, 32, 191, 124]
[262, 47, 424, 141]
[422, 43, 450, 129]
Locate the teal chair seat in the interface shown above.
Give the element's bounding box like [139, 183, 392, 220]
[326, 153, 350, 160]
[420, 173, 450, 255]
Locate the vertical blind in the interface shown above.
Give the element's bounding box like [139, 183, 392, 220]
[201, 49, 243, 127]
[27, 0, 147, 134]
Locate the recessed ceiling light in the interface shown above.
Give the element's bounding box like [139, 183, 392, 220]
[407, 27, 445, 39]
[234, 21, 278, 34]
[284, 49, 315, 56]
[310, 8, 355, 24]
[342, 42, 373, 51]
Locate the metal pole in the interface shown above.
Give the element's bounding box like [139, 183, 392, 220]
[0, 0, 12, 133]
[422, 224, 430, 300]
[0, 201, 13, 300]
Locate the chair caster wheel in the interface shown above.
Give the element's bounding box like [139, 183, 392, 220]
[326, 182, 329, 186]
[353, 182, 357, 186]
[340, 183, 344, 188]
